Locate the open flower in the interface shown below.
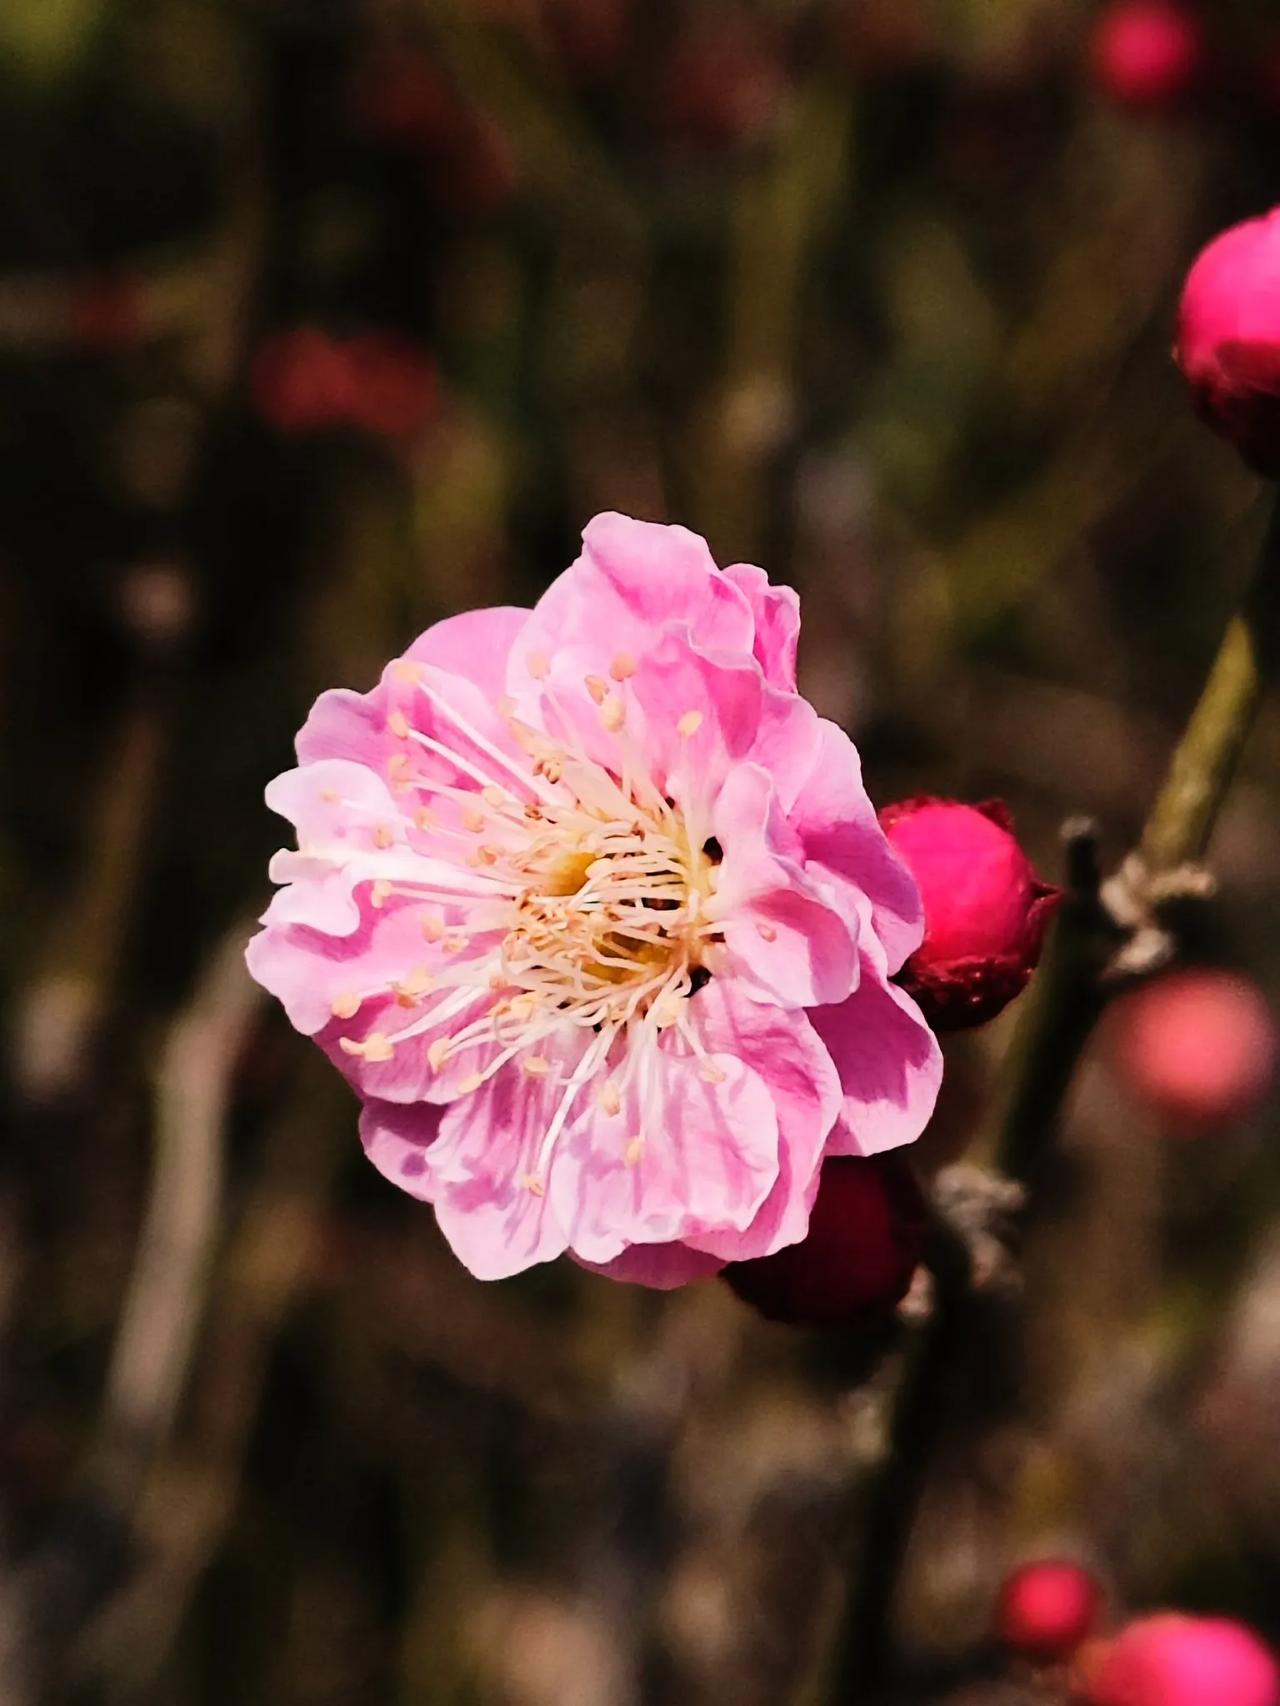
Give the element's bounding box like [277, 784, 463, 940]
[247, 513, 941, 1284]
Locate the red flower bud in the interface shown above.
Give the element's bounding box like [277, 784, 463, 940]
[345, 333, 439, 443]
[723, 1155, 926, 1328]
[1105, 969, 1276, 1131]
[251, 326, 357, 435]
[1175, 208, 1280, 476]
[878, 798, 1061, 1031]
[996, 1559, 1103, 1661]
[1081, 1614, 1280, 1706]
[1086, 2, 1206, 113]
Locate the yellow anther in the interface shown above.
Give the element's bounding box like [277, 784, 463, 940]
[442, 933, 468, 955]
[388, 752, 410, 777]
[482, 785, 506, 807]
[600, 695, 625, 732]
[413, 806, 434, 830]
[388, 710, 410, 739]
[420, 912, 444, 942]
[370, 880, 392, 908]
[363, 1032, 394, 1063]
[522, 1055, 551, 1077]
[320, 787, 339, 804]
[457, 1073, 484, 1095]
[373, 823, 395, 849]
[624, 1137, 645, 1168]
[526, 650, 550, 679]
[339, 1036, 365, 1055]
[609, 653, 636, 681]
[698, 1061, 727, 1085]
[395, 967, 435, 999]
[330, 991, 361, 1019]
[427, 1038, 450, 1072]
[463, 804, 485, 833]
[477, 844, 502, 866]
[597, 1081, 621, 1116]
[393, 661, 424, 686]
[584, 674, 608, 705]
[520, 1173, 546, 1197]
[676, 709, 704, 739]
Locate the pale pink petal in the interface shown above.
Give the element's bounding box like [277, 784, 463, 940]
[511, 514, 755, 701]
[710, 764, 858, 1010]
[363, 1095, 565, 1282]
[359, 1096, 445, 1202]
[261, 760, 415, 934]
[623, 633, 818, 811]
[403, 606, 529, 702]
[722, 561, 800, 691]
[681, 981, 841, 1261]
[548, 1043, 779, 1264]
[790, 718, 924, 973]
[811, 959, 943, 1157]
[246, 899, 456, 1036]
[419, 1056, 581, 1278]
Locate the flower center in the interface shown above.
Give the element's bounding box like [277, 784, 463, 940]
[334, 660, 730, 1186]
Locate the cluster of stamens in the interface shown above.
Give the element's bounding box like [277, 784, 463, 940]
[328, 650, 726, 1188]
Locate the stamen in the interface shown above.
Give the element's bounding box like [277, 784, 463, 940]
[676, 710, 703, 739]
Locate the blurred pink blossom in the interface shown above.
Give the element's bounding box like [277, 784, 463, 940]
[247, 513, 941, 1283]
[1082, 1613, 1280, 1706]
[1087, 1, 1206, 113]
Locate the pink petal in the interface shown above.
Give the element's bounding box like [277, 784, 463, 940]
[512, 514, 756, 700]
[548, 1041, 779, 1264]
[359, 1096, 445, 1202]
[710, 764, 858, 1010]
[246, 899, 456, 1037]
[403, 606, 529, 702]
[722, 561, 800, 691]
[421, 1057, 581, 1278]
[811, 959, 943, 1157]
[680, 981, 841, 1261]
[790, 718, 924, 974]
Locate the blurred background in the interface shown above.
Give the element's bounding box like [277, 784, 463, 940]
[2, 0, 1280, 1701]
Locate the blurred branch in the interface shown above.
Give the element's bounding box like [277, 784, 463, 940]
[825, 491, 1280, 1702]
[94, 924, 262, 1489]
[997, 494, 1280, 1184]
[696, 79, 854, 557]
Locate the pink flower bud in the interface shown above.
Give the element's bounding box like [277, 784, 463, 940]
[1106, 969, 1277, 1131]
[1086, 2, 1206, 113]
[996, 1559, 1103, 1661]
[1175, 208, 1280, 475]
[1082, 1614, 1280, 1706]
[723, 1155, 926, 1327]
[878, 798, 1061, 1031]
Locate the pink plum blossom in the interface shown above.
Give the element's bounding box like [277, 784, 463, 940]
[247, 513, 942, 1285]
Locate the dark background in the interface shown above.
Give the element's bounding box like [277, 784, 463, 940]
[1, 2, 1278, 1702]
